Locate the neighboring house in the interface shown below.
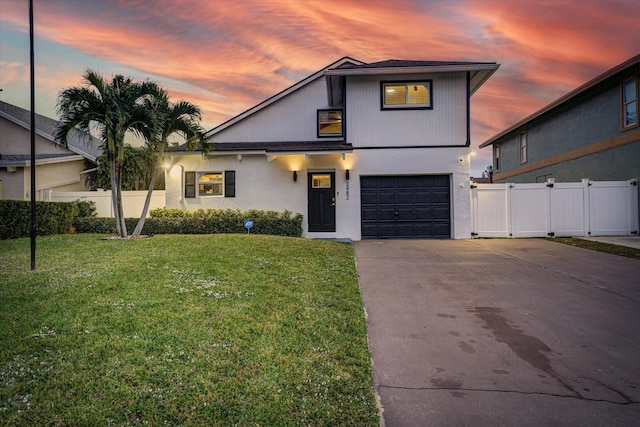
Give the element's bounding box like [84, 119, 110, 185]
[0, 100, 102, 200]
[479, 53, 640, 184]
[165, 57, 499, 240]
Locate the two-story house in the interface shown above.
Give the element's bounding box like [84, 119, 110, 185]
[479, 53, 640, 184]
[164, 57, 499, 240]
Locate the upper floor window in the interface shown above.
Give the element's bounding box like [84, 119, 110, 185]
[622, 76, 638, 129]
[494, 144, 500, 171]
[317, 109, 343, 137]
[381, 81, 432, 110]
[519, 130, 528, 164]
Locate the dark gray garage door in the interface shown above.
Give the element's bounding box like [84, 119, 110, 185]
[361, 175, 451, 239]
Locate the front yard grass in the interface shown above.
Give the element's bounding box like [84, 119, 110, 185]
[549, 237, 640, 260]
[0, 234, 378, 426]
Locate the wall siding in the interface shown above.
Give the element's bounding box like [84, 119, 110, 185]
[346, 72, 467, 147]
[211, 78, 335, 143]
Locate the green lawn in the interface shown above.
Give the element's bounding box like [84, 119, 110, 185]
[0, 234, 378, 426]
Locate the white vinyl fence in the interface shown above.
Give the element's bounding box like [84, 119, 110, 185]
[42, 190, 166, 218]
[471, 179, 639, 238]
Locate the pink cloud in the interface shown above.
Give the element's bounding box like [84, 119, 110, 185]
[2, 0, 638, 174]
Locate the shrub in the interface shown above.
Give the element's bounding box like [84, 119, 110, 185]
[0, 200, 79, 239]
[75, 208, 304, 237]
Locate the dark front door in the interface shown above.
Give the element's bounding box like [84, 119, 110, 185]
[308, 172, 336, 232]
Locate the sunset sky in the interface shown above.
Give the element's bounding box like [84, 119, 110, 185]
[1, 0, 639, 176]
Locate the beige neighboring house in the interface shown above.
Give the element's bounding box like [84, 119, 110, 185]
[0, 100, 102, 200]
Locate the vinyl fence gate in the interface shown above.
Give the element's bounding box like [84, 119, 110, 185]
[471, 179, 639, 238]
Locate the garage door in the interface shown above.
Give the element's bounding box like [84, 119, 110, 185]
[361, 175, 451, 239]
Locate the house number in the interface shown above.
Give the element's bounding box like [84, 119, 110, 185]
[346, 181, 350, 201]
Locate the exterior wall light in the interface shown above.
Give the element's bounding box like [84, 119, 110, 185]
[345, 169, 350, 180]
[293, 171, 298, 182]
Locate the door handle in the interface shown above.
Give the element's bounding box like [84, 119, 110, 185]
[330, 196, 336, 207]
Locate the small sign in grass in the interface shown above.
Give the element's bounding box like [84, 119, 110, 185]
[0, 234, 379, 426]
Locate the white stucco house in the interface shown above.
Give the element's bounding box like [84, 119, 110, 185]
[165, 57, 499, 240]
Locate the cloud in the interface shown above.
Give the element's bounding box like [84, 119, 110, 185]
[1, 0, 638, 175]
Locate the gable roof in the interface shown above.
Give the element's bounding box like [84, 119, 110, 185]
[480, 53, 640, 148]
[205, 57, 365, 137]
[0, 100, 103, 162]
[205, 56, 499, 141]
[325, 59, 500, 95]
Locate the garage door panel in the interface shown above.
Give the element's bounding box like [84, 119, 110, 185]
[361, 224, 379, 236]
[360, 175, 451, 239]
[397, 209, 414, 220]
[361, 192, 378, 204]
[432, 191, 450, 203]
[378, 224, 396, 237]
[378, 192, 396, 205]
[397, 192, 414, 204]
[396, 224, 416, 237]
[433, 223, 451, 237]
[414, 191, 433, 203]
[378, 209, 397, 220]
[415, 208, 433, 220]
[415, 223, 432, 236]
[361, 208, 379, 221]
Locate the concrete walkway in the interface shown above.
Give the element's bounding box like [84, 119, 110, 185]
[354, 239, 640, 426]
[580, 236, 640, 250]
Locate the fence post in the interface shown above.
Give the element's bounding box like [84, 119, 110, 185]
[629, 179, 639, 235]
[546, 178, 555, 237]
[506, 183, 513, 238]
[582, 178, 591, 236]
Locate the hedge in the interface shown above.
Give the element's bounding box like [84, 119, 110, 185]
[74, 208, 304, 237]
[0, 199, 96, 240]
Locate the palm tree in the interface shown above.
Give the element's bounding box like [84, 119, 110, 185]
[131, 95, 206, 237]
[56, 69, 162, 237]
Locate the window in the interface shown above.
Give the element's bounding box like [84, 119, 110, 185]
[311, 174, 331, 188]
[317, 109, 343, 137]
[184, 171, 235, 198]
[519, 131, 528, 164]
[494, 145, 500, 171]
[199, 173, 223, 196]
[622, 76, 638, 129]
[381, 81, 432, 109]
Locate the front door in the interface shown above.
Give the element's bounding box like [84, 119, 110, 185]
[308, 172, 336, 232]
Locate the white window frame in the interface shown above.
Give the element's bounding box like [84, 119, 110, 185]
[621, 75, 638, 129]
[381, 81, 432, 110]
[494, 144, 500, 171]
[519, 130, 528, 164]
[198, 172, 224, 197]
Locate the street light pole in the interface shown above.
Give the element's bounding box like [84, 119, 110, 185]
[30, 0, 36, 270]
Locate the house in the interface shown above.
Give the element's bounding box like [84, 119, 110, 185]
[0, 100, 102, 200]
[479, 54, 640, 184]
[164, 57, 499, 240]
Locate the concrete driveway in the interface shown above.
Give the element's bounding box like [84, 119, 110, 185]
[354, 239, 640, 426]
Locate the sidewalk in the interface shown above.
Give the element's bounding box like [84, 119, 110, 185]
[578, 236, 640, 249]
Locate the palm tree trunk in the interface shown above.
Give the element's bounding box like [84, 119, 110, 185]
[108, 151, 122, 237]
[116, 160, 127, 237]
[131, 168, 158, 237]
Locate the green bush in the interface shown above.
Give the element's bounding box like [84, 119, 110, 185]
[74, 208, 304, 237]
[0, 199, 97, 240]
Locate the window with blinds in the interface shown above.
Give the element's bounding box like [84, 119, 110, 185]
[184, 171, 235, 198]
[382, 81, 432, 109]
